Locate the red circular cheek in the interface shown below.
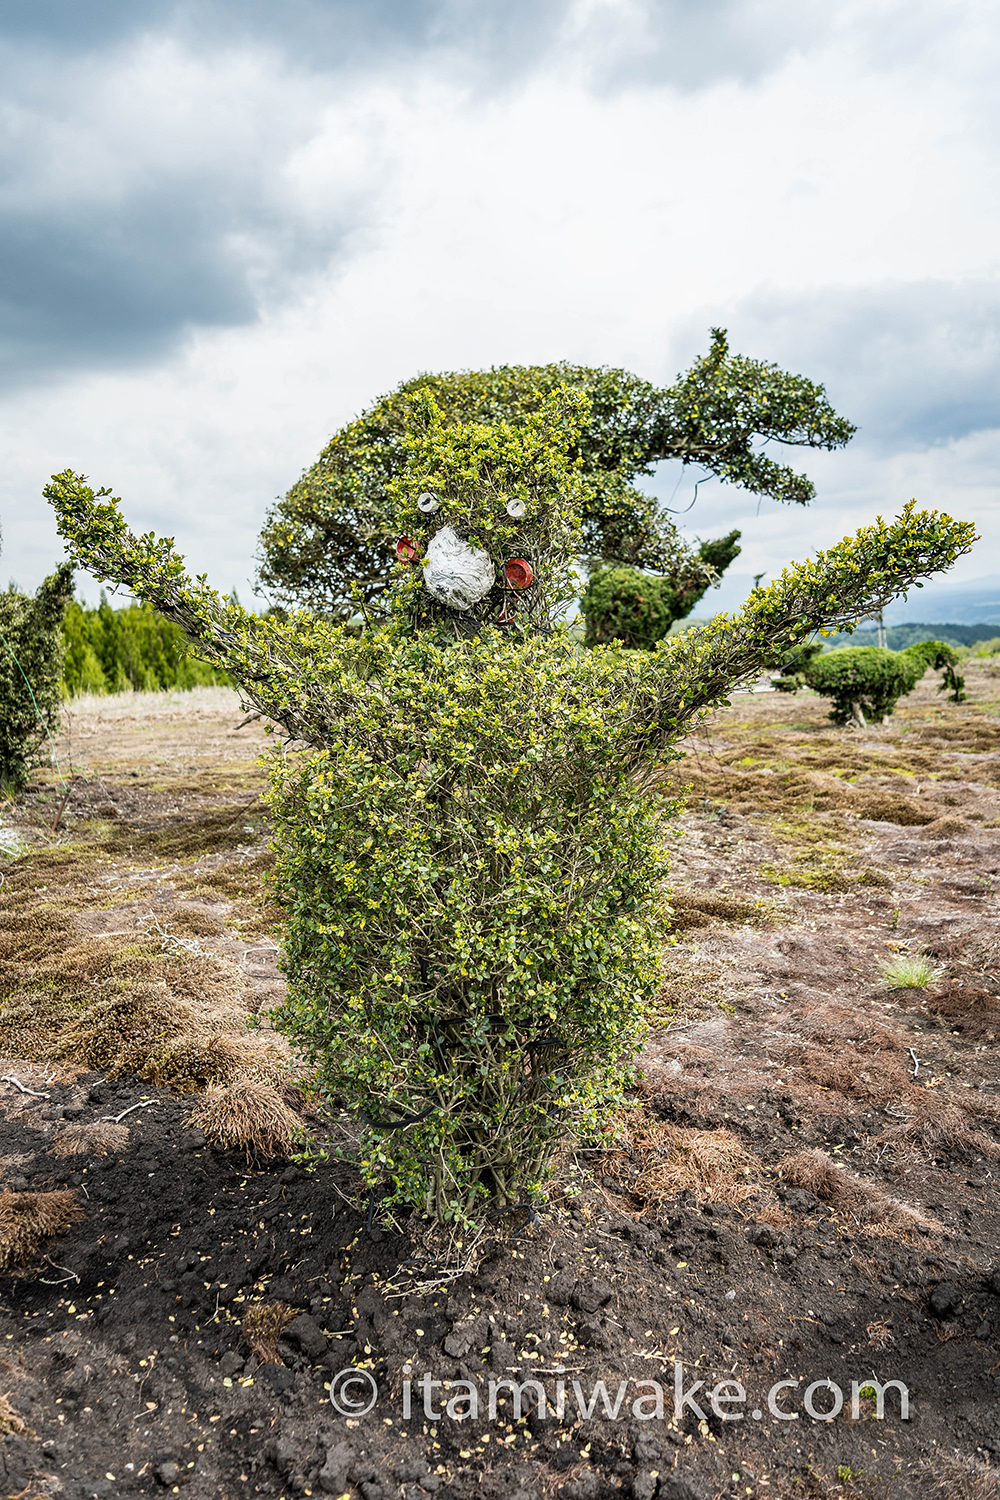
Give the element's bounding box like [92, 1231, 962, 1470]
[396, 537, 420, 561]
[504, 559, 533, 589]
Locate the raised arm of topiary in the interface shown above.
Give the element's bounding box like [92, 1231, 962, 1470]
[45, 453, 977, 1231]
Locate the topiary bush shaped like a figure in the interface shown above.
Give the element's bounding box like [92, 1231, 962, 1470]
[783, 639, 966, 727]
[45, 390, 977, 1226]
[0, 561, 74, 793]
[258, 329, 855, 620]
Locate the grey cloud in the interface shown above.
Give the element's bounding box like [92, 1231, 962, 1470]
[572, 0, 831, 94]
[677, 281, 1000, 453]
[0, 0, 573, 391]
[0, 1, 569, 75]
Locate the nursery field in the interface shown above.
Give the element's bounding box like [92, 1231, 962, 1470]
[2, 670, 1000, 1500]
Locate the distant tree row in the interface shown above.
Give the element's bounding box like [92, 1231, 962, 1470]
[61, 594, 231, 696]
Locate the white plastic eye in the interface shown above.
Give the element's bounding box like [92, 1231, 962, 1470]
[417, 492, 440, 515]
[505, 498, 527, 519]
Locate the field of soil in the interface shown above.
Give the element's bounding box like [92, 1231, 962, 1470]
[3, 671, 1000, 1500]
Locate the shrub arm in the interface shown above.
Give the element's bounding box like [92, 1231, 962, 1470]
[626, 502, 978, 743]
[44, 470, 364, 744]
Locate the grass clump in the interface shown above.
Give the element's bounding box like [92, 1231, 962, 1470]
[0, 1189, 85, 1271]
[190, 1080, 303, 1158]
[667, 888, 776, 931]
[877, 951, 943, 990]
[51, 1122, 130, 1157]
[780, 1148, 937, 1237]
[599, 1111, 763, 1208]
[241, 1301, 298, 1364]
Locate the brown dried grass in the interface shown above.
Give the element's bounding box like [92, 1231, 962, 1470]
[241, 1300, 297, 1364]
[784, 1043, 911, 1106]
[667, 889, 775, 932]
[926, 985, 1000, 1041]
[190, 1080, 303, 1158]
[0, 1189, 85, 1271]
[51, 1122, 130, 1158]
[53, 981, 199, 1074]
[919, 815, 974, 840]
[779, 1148, 938, 1237]
[600, 1112, 763, 1208]
[0, 1391, 27, 1435]
[917, 1455, 1000, 1499]
[880, 1098, 1000, 1159]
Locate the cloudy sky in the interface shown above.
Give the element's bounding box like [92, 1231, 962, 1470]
[2, 0, 998, 619]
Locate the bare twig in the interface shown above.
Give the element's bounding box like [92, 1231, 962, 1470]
[1, 1074, 49, 1099]
[51, 774, 78, 833]
[40, 1258, 80, 1286]
[102, 1099, 157, 1124]
[908, 1047, 921, 1078]
[138, 911, 203, 955]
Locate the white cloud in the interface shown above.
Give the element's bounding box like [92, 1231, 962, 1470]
[2, 0, 997, 613]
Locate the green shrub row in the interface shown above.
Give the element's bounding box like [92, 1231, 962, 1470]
[61, 593, 231, 697]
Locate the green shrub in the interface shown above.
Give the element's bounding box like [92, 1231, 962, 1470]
[257, 330, 852, 618]
[45, 396, 976, 1227]
[581, 531, 741, 649]
[778, 638, 965, 724]
[0, 564, 74, 793]
[61, 593, 231, 696]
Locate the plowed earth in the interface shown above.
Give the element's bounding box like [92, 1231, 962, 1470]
[2, 674, 1000, 1500]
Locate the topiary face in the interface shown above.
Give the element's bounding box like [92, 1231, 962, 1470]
[381, 392, 589, 634]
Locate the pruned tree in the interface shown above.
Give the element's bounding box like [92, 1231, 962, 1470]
[257, 330, 854, 620]
[45, 387, 973, 1228]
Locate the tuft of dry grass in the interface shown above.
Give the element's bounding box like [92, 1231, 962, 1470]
[879, 1098, 1000, 1160]
[0, 1189, 85, 1271]
[241, 1300, 298, 1364]
[667, 888, 776, 932]
[855, 791, 936, 826]
[0, 1391, 27, 1435]
[53, 981, 199, 1075]
[600, 1111, 763, 1208]
[917, 1455, 1000, 1499]
[190, 1080, 303, 1158]
[51, 1122, 130, 1158]
[779, 1148, 937, 1237]
[925, 985, 1000, 1041]
[918, 814, 974, 840]
[865, 1317, 894, 1350]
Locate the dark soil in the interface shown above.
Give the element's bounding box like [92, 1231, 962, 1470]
[2, 679, 1000, 1500]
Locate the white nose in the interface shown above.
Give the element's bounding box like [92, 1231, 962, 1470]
[422, 526, 496, 612]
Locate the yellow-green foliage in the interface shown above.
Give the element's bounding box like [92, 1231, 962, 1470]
[265, 631, 671, 1218]
[45, 403, 977, 1226]
[61, 592, 230, 696]
[256, 330, 855, 618]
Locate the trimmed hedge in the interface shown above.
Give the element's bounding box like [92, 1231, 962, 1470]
[774, 639, 965, 725]
[61, 594, 231, 697]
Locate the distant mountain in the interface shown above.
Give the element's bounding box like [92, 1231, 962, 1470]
[883, 575, 1000, 626]
[704, 572, 1000, 626]
[824, 622, 1000, 651]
